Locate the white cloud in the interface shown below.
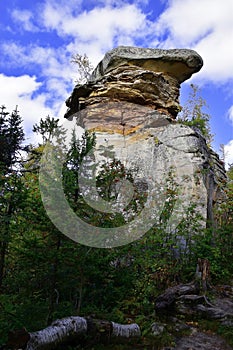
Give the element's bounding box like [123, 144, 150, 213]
[154, 0, 233, 83]
[88, 0, 149, 6]
[0, 74, 55, 141]
[37, 0, 233, 85]
[1, 43, 74, 81]
[2, 0, 233, 148]
[41, 3, 154, 53]
[0, 42, 76, 115]
[0, 74, 41, 98]
[225, 140, 233, 167]
[66, 5, 146, 41]
[11, 9, 39, 32]
[40, 0, 82, 31]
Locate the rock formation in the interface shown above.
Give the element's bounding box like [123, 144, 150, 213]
[65, 46, 226, 226]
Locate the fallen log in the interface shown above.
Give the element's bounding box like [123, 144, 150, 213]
[6, 316, 141, 350]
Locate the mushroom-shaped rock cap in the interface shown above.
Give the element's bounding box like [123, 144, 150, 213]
[91, 46, 203, 83]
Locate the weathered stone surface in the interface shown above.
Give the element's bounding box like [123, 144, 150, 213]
[155, 282, 233, 323]
[71, 101, 164, 134]
[174, 330, 233, 350]
[66, 66, 181, 119]
[90, 46, 203, 83]
[151, 322, 165, 336]
[65, 46, 226, 225]
[155, 283, 199, 311]
[82, 116, 225, 223]
[156, 286, 233, 350]
[66, 47, 203, 119]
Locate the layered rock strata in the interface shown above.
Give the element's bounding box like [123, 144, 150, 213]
[65, 46, 226, 225]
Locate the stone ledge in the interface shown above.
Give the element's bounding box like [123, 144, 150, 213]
[90, 46, 203, 83]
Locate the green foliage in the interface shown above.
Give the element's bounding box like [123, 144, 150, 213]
[178, 84, 213, 145]
[218, 324, 233, 346]
[0, 111, 232, 348]
[0, 105, 25, 291]
[32, 115, 64, 144]
[0, 105, 24, 171]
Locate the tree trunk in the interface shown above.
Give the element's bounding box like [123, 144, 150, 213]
[195, 258, 211, 292]
[6, 316, 140, 350]
[0, 203, 13, 290]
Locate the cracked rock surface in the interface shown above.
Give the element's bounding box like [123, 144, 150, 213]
[65, 46, 226, 224]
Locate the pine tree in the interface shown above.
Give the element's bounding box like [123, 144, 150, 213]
[32, 115, 61, 144]
[0, 105, 24, 171]
[0, 105, 25, 288]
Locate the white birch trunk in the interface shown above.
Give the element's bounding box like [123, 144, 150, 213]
[26, 316, 87, 350]
[16, 316, 141, 350]
[111, 322, 141, 338]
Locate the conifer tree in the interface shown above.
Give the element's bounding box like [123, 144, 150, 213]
[0, 105, 25, 288]
[32, 115, 61, 144]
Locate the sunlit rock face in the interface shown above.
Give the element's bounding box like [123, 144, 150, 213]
[65, 46, 203, 123]
[65, 46, 226, 225]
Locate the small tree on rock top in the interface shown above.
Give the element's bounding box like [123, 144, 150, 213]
[178, 84, 213, 146]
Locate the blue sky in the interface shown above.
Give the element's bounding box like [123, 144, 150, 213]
[0, 0, 233, 166]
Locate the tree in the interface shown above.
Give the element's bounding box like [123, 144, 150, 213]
[2, 106, 233, 348]
[32, 116, 61, 144]
[70, 53, 94, 84]
[178, 84, 213, 145]
[0, 105, 24, 170]
[0, 105, 25, 289]
[217, 164, 233, 228]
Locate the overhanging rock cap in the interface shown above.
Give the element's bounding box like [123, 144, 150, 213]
[90, 46, 203, 83]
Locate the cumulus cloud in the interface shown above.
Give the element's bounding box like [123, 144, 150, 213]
[9, 0, 233, 85]
[0, 74, 56, 141]
[0, 42, 76, 116]
[35, 0, 233, 85]
[62, 5, 147, 41]
[155, 0, 233, 83]
[41, 2, 155, 55]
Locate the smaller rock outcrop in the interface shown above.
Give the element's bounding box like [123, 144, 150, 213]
[154, 282, 233, 350]
[155, 282, 233, 324]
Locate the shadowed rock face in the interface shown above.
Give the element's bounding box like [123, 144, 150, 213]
[65, 46, 225, 225]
